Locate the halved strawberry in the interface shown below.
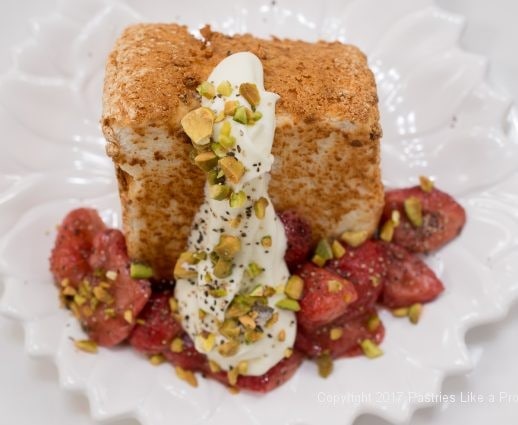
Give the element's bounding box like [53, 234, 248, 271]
[380, 242, 444, 308]
[327, 240, 386, 320]
[295, 311, 385, 358]
[297, 263, 357, 331]
[383, 186, 466, 253]
[50, 208, 106, 284]
[129, 292, 183, 355]
[50, 209, 151, 347]
[279, 210, 313, 271]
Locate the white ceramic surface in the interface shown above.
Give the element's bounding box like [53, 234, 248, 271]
[1, 0, 518, 424]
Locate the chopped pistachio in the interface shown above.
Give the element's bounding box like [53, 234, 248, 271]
[60, 278, 70, 287]
[218, 134, 236, 149]
[130, 263, 153, 279]
[170, 337, 184, 353]
[73, 294, 86, 306]
[209, 184, 231, 201]
[149, 354, 165, 366]
[211, 142, 228, 158]
[329, 327, 343, 341]
[285, 275, 304, 300]
[229, 190, 246, 208]
[219, 156, 245, 184]
[340, 230, 369, 247]
[327, 279, 343, 293]
[229, 216, 242, 228]
[123, 309, 133, 324]
[168, 297, 178, 313]
[175, 366, 198, 387]
[193, 251, 207, 262]
[209, 360, 221, 373]
[379, 219, 396, 242]
[224, 100, 240, 116]
[103, 307, 115, 318]
[419, 175, 434, 193]
[233, 106, 248, 124]
[246, 262, 264, 279]
[214, 110, 225, 123]
[360, 339, 384, 359]
[239, 83, 261, 109]
[391, 210, 401, 226]
[311, 254, 326, 267]
[105, 270, 117, 280]
[218, 340, 240, 357]
[196, 81, 215, 99]
[249, 285, 265, 297]
[214, 258, 233, 278]
[253, 197, 269, 219]
[316, 353, 333, 378]
[174, 252, 197, 279]
[237, 360, 248, 375]
[93, 286, 113, 304]
[214, 234, 241, 261]
[276, 330, 286, 342]
[266, 311, 279, 328]
[367, 315, 381, 332]
[331, 240, 346, 259]
[275, 298, 301, 312]
[284, 347, 293, 358]
[408, 303, 423, 324]
[181, 106, 214, 145]
[227, 367, 239, 386]
[62, 286, 77, 296]
[252, 111, 263, 122]
[238, 315, 256, 329]
[194, 151, 218, 171]
[198, 309, 207, 320]
[197, 333, 216, 352]
[404, 196, 423, 227]
[220, 120, 232, 136]
[217, 80, 233, 96]
[208, 287, 228, 298]
[392, 307, 409, 317]
[220, 319, 241, 339]
[261, 235, 272, 248]
[74, 339, 98, 354]
[315, 239, 333, 265]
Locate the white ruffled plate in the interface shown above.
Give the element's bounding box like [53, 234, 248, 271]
[1, 0, 518, 424]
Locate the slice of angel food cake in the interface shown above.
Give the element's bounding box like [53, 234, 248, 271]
[101, 24, 384, 280]
[49, 23, 466, 392]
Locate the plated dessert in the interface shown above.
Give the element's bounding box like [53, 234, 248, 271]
[49, 24, 466, 392]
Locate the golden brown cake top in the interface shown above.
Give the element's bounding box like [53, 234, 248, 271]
[103, 23, 379, 130]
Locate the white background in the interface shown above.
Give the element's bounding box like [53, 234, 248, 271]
[0, 0, 517, 424]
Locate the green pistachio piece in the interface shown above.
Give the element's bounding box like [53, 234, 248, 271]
[217, 80, 233, 96]
[360, 339, 384, 359]
[229, 190, 246, 208]
[197, 81, 215, 99]
[275, 298, 301, 312]
[213, 258, 233, 279]
[211, 142, 228, 158]
[219, 134, 236, 149]
[246, 262, 264, 279]
[224, 100, 240, 116]
[214, 234, 241, 261]
[194, 151, 218, 172]
[284, 275, 304, 300]
[239, 83, 261, 109]
[209, 184, 231, 201]
[316, 353, 333, 378]
[315, 239, 333, 263]
[261, 235, 272, 248]
[253, 197, 269, 219]
[173, 252, 197, 279]
[404, 196, 423, 227]
[130, 263, 153, 279]
[340, 230, 369, 247]
[233, 106, 248, 124]
[219, 156, 245, 184]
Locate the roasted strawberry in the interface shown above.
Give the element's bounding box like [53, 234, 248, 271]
[382, 186, 466, 253]
[295, 311, 385, 358]
[279, 210, 313, 270]
[209, 351, 304, 393]
[49, 209, 151, 347]
[327, 240, 386, 319]
[129, 292, 183, 355]
[380, 242, 444, 308]
[50, 208, 106, 284]
[163, 334, 210, 373]
[297, 263, 357, 331]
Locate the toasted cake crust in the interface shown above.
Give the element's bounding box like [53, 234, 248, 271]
[102, 23, 383, 278]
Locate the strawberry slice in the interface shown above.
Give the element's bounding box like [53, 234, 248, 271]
[380, 242, 444, 308]
[279, 210, 313, 271]
[50, 208, 106, 284]
[327, 240, 386, 320]
[209, 351, 304, 393]
[383, 186, 466, 253]
[295, 311, 385, 358]
[163, 333, 210, 372]
[297, 263, 357, 331]
[50, 209, 151, 347]
[129, 292, 183, 355]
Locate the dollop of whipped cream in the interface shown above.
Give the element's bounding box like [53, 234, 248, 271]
[175, 52, 296, 376]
